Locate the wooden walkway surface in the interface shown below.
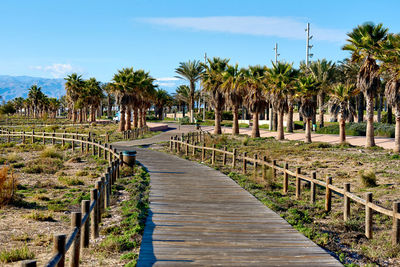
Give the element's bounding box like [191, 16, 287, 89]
[117, 146, 342, 266]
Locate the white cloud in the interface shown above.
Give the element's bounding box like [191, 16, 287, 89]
[138, 16, 346, 42]
[30, 63, 76, 78]
[155, 77, 181, 88]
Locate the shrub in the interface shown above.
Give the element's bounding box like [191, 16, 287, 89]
[359, 169, 377, 187]
[40, 147, 62, 159]
[221, 111, 233, 120]
[0, 245, 34, 263]
[317, 122, 395, 138]
[11, 162, 25, 169]
[6, 153, 21, 163]
[242, 136, 249, 146]
[58, 176, 84, 186]
[23, 158, 63, 174]
[26, 211, 55, 221]
[179, 116, 191, 125]
[76, 170, 89, 177]
[239, 123, 249, 128]
[0, 166, 16, 206]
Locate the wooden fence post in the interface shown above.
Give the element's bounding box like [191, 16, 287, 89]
[262, 156, 267, 181]
[52, 132, 55, 145]
[283, 162, 288, 194]
[21, 260, 37, 267]
[344, 183, 350, 221]
[272, 159, 277, 178]
[72, 138, 75, 152]
[104, 143, 108, 160]
[100, 177, 105, 214]
[105, 133, 109, 143]
[185, 140, 189, 156]
[70, 212, 81, 267]
[253, 154, 258, 180]
[86, 138, 89, 154]
[310, 172, 316, 204]
[365, 192, 373, 239]
[232, 148, 236, 168]
[81, 200, 90, 248]
[81, 138, 84, 154]
[202, 143, 205, 161]
[105, 173, 110, 208]
[53, 234, 66, 267]
[325, 176, 332, 212]
[223, 147, 227, 165]
[62, 131, 65, 147]
[295, 167, 301, 199]
[22, 131, 25, 144]
[90, 189, 99, 239]
[42, 133, 45, 145]
[392, 202, 400, 245]
[243, 152, 247, 174]
[32, 130, 34, 143]
[98, 141, 102, 158]
[177, 137, 181, 153]
[212, 144, 216, 165]
[192, 142, 196, 156]
[170, 137, 173, 151]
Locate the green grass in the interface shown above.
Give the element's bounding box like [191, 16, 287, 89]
[40, 147, 63, 159]
[58, 176, 84, 186]
[317, 122, 395, 138]
[0, 245, 35, 263]
[26, 211, 55, 221]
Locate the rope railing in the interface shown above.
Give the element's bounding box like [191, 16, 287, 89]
[0, 129, 126, 267]
[170, 131, 400, 245]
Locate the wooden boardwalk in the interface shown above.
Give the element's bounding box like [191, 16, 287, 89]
[120, 147, 342, 266]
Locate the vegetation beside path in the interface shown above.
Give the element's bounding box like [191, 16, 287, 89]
[158, 133, 400, 266]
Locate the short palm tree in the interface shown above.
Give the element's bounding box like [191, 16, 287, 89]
[112, 68, 134, 131]
[307, 59, 337, 128]
[327, 84, 359, 144]
[202, 57, 229, 134]
[343, 22, 388, 147]
[243, 65, 268, 138]
[267, 62, 298, 140]
[175, 85, 191, 117]
[175, 60, 204, 123]
[296, 76, 320, 143]
[65, 73, 84, 122]
[85, 77, 104, 122]
[28, 85, 44, 118]
[154, 89, 171, 120]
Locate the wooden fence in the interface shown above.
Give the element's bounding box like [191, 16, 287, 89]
[0, 128, 135, 267]
[170, 131, 400, 245]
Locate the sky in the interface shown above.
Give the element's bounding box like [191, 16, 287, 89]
[1, 0, 400, 93]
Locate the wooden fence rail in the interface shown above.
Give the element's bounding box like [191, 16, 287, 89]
[0, 129, 127, 267]
[170, 131, 400, 246]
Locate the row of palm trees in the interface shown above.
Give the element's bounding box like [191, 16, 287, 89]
[173, 22, 400, 153]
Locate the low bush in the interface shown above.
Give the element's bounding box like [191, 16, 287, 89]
[359, 169, 377, 187]
[0, 166, 15, 206]
[58, 176, 84, 186]
[0, 245, 34, 263]
[6, 153, 21, 163]
[317, 122, 395, 138]
[26, 211, 55, 221]
[40, 147, 63, 159]
[23, 158, 63, 174]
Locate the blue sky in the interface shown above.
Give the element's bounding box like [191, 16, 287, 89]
[1, 0, 400, 93]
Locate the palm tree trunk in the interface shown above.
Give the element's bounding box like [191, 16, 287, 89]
[139, 108, 144, 128]
[119, 105, 126, 132]
[126, 106, 132, 130]
[79, 109, 83, 123]
[365, 96, 375, 147]
[357, 93, 364, 122]
[388, 104, 393, 124]
[318, 92, 324, 128]
[143, 109, 147, 126]
[395, 105, 400, 153]
[339, 116, 346, 144]
[214, 106, 222, 135]
[251, 112, 260, 138]
[133, 108, 138, 128]
[107, 95, 112, 118]
[232, 105, 239, 135]
[287, 102, 294, 133]
[277, 110, 284, 140]
[305, 118, 312, 143]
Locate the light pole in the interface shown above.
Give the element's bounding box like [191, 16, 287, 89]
[273, 43, 280, 65]
[305, 23, 313, 67]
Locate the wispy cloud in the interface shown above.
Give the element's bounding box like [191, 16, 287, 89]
[30, 63, 78, 78]
[137, 16, 346, 42]
[155, 77, 180, 88]
[156, 77, 180, 82]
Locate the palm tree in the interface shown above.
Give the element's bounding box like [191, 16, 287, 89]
[221, 64, 244, 135]
[12, 97, 24, 115]
[327, 84, 359, 144]
[380, 33, 400, 152]
[65, 73, 84, 122]
[154, 89, 171, 120]
[175, 60, 204, 123]
[112, 68, 134, 131]
[307, 59, 337, 128]
[174, 85, 191, 117]
[27, 85, 44, 118]
[296, 76, 320, 143]
[267, 62, 298, 140]
[343, 22, 389, 147]
[243, 65, 268, 138]
[202, 57, 229, 134]
[102, 83, 115, 119]
[48, 98, 60, 118]
[85, 77, 104, 122]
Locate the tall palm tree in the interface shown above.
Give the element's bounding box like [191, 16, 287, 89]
[267, 62, 298, 140]
[307, 59, 337, 128]
[175, 60, 204, 123]
[202, 57, 229, 134]
[175, 85, 191, 117]
[85, 77, 104, 122]
[154, 89, 171, 120]
[343, 22, 388, 147]
[243, 65, 268, 138]
[27, 85, 44, 118]
[296, 76, 320, 143]
[327, 84, 359, 144]
[380, 33, 400, 152]
[102, 83, 115, 119]
[221, 64, 244, 135]
[12, 97, 24, 115]
[65, 73, 84, 122]
[112, 68, 134, 131]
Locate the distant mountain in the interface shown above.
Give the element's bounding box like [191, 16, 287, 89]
[0, 75, 66, 101]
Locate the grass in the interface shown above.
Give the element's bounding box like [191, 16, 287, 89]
[0, 245, 35, 263]
[317, 122, 395, 138]
[359, 169, 377, 187]
[40, 146, 63, 159]
[58, 176, 84, 186]
[23, 158, 63, 174]
[98, 166, 150, 266]
[26, 211, 55, 221]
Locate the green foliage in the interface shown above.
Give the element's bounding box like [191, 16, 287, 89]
[26, 211, 54, 221]
[221, 111, 233, 120]
[40, 147, 63, 159]
[0, 102, 16, 115]
[0, 245, 34, 263]
[11, 162, 25, 168]
[58, 176, 84, 186]
[359, 169, 377, 187]
[179, 116, 191, 125]
[75, 170, 89, 177]
[317, 122, 395, 138]
[23, 158, 63, 174]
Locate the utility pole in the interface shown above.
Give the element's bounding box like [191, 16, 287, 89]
[202, 53, 207, 121]
[305, 23, 313, 67]
[273, 43, 279, 65]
